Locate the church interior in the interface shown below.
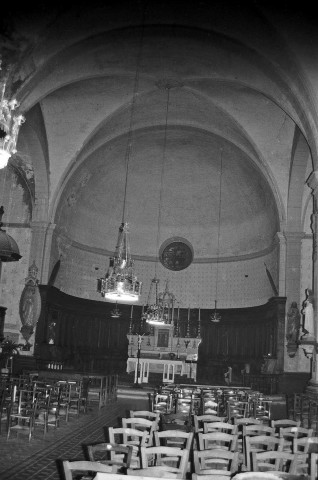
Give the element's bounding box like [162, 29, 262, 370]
[0, 0, 317, 392]
[1, 3, 318, 475]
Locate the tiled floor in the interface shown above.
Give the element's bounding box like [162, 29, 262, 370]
[0, 394, 139, 480]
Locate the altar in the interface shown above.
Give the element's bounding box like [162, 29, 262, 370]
[126, 330, 200, 384]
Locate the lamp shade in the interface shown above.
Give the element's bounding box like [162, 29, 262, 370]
[0, 227, 22, 262]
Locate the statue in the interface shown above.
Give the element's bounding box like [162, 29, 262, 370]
[286, 301, 301, 343]
[302, 288, 315, 337]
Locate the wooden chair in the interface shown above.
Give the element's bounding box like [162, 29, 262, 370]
[198, 431, 238, 452]
[108, 426, 149, 468]
[242, 424, 275, 463]
[153, 393, 173, 414]
[130, 410, 160, 423]
[202, 397, 219, 415]
[294, 435, 318, 454]
[0, 386, 10, 434]
[227, 401, 249, 421]
[56, 381, 71, 422]
[122, 417, 157, 446]
[127, 466, 184, 478]
[244, 435, 284, 471]
[203, 421, 238, 435]
[233, 417, 262, 426]
[242, 424, 275, 437]
[33, 391, 52, 436]
[271, 418, 301, 436]
[192, 474, 233, 480]
[251, 450, 299, 474]
[62, 460, 113, 480]
[193, 414, 226, 434]
[139, 445, 189, 479]
[86, 442, 133, 473]
[232, 473, 300, 480]
[193, 448, 239, 477]
[7, 389, 38, 441]
[311, 452, 318, 480]
[279, 426, 313, 452]
[154, 430, 194, 450]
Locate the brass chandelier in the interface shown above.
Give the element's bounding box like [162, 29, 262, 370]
[143, 84, 173, 326]
[97, 25, 145, 303]
[0, 62, 25, 169]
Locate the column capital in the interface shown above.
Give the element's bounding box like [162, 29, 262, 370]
[308, 171, 318, 196]
[283, 231, 305, 242]
[30, 221, 56, 233]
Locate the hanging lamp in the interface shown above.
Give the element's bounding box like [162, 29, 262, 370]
[110, 301, 122, 318]
[97, 24, 145, 303]
[142, 84, 175, 326]
[210, 149, 223, 323]
[0, 206, 21, 262]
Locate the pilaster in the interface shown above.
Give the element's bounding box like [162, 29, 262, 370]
[29, 222, 56, 284]
[304, 171, 318, 394]
[276, 232, 286, 297]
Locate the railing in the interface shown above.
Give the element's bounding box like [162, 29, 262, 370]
[242, 373, 281, 394]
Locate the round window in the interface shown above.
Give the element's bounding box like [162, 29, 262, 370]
[159, 237, 194, 271]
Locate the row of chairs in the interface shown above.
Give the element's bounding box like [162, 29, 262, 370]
[63, 453, 318, 480]
[0, 373, 118, 441]
[61, 406, 318, 479]
[287, 392, 318, 431]
[153, 386, 272, 425]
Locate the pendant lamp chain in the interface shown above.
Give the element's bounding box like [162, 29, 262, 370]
[97, 15, 147, 303]
[211, 148, 223, 323]
[143, 85, 175, 326]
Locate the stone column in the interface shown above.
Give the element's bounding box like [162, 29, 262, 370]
[29, 221, 50, 282]
[40, 223, 56, 284]
[284, 231, 305, 304]
[306, 171, 318, 394]
[276, 232, 286, 297]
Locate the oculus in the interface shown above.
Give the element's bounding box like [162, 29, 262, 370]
[159, 237, 193, 271]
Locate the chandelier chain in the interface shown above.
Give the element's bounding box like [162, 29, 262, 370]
[121, 13, 146, 224]
[215, 148, 223, 303]
[155, 86, 170, 278]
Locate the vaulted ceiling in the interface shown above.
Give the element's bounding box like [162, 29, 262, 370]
[0, 1, 315, 297]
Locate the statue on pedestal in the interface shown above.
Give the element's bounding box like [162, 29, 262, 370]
[302, 288, 315, 338]
[286, 301, 301, 343]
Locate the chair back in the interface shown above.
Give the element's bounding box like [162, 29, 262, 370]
[242, 424, 275, 437]
[86, 442, 133, 472]
[251, 450, 298, 474]
[279, 426, 313, 452]
[108, 426, 149, 468]
[193, 448, 239, 476]
[62, 460, 113, 480]
[127, 466, 182, 478]
[154, 430, 194, 450]
[198, 431, 238, 452]
[244, 435, 284, 471]
[140, 445, 189, 478]
[271, 419, 301, 438]
[122, 417, 157, 445]
[233, 417, 262, 426]
[130, 410, 160, 423]
[203, 421, 238, 435]
[193, 414, 226, 433]
[294, 435, 318, 454]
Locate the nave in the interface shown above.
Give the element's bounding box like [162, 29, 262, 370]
[0, 391, 134, 480]
[1, 380, 318, 480]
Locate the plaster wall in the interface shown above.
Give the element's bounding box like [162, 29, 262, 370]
[53, 242, 278, 309]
